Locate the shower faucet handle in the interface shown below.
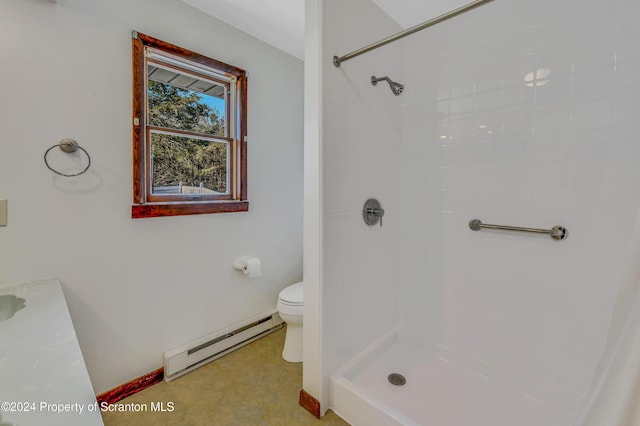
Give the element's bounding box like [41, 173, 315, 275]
[363, 199, 385, 227]
[366, 208, 385, 226]
[365, 207, 384, 215]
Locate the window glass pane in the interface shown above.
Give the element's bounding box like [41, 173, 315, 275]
[150, 133, 228, 195]
[147, 64, 226, 136]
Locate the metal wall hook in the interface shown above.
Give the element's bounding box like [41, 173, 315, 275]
[58, 138, 79, 153]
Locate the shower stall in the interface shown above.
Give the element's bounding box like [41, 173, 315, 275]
[303, 0, 640, 424]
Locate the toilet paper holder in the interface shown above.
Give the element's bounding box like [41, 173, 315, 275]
[233, 256, 262, 277]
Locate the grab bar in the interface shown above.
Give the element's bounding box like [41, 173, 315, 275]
[468, 218, 568, 240]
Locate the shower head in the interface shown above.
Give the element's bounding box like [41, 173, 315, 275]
[371, 75, 404, 96]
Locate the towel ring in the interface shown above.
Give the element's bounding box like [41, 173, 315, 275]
[44, 139, 91, 177]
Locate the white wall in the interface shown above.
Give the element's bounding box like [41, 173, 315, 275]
[314, 0, 403, 411]
[401, 0, 640, 398]
[302, 0, 324, 407]
[0, 0, 303, 393]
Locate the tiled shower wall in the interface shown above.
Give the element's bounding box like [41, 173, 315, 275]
[400, 0, 640, 397]
[321, 0, 404, 382]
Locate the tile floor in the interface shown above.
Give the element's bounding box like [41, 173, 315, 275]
[101, 327, 349, 425]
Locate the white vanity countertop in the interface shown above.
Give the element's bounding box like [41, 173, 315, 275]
[0, 278, 104, 425]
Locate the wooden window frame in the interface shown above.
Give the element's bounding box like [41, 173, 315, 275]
[131, 32, 248, 218]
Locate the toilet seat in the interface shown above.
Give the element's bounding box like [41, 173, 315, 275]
[277, 282, 303, 316]
[278, 281, 303, 305]
[277, 301, 303, 316]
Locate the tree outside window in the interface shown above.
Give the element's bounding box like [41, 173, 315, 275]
[131, 32, 248, 218]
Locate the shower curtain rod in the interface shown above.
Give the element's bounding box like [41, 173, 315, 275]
[332, 0, 495, 67]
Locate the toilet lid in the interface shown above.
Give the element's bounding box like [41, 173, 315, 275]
[279, 282, 303, 305]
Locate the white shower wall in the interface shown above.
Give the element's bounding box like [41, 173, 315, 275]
[314, 0, 640, 417]
[400, 0, 640, 399]
[319, 0, 404, 397]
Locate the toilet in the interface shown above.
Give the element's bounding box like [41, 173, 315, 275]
[276, 281, 303, 362]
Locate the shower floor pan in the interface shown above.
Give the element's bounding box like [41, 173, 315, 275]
[330, 330, 583, 426]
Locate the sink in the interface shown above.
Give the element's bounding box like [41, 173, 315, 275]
[0, 295, 25, 323]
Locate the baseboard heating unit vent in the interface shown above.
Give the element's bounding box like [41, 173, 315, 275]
[163, 310, 283, 382]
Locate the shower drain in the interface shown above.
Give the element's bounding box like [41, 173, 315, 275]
[387, 373, 406, 386]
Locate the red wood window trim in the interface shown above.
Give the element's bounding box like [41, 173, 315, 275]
[131, 32, 248, 218]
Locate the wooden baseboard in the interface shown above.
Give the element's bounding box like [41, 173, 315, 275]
[96, 368, 164, 405]
[299, 388, 321, 419]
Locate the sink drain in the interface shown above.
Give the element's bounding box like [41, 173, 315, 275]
[387, 373, 406, 386]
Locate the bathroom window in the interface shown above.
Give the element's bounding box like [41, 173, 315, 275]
[131, 32, 248, 218]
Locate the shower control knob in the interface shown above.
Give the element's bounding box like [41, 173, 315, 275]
[366, 208, 385, 226]
[363, 199, 385, 227]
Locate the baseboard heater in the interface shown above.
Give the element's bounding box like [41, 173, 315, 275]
[163, 310, 283, 382]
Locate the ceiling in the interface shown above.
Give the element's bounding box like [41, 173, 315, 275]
[182, 0, 305, 59]
[181, 0, 473, 60]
